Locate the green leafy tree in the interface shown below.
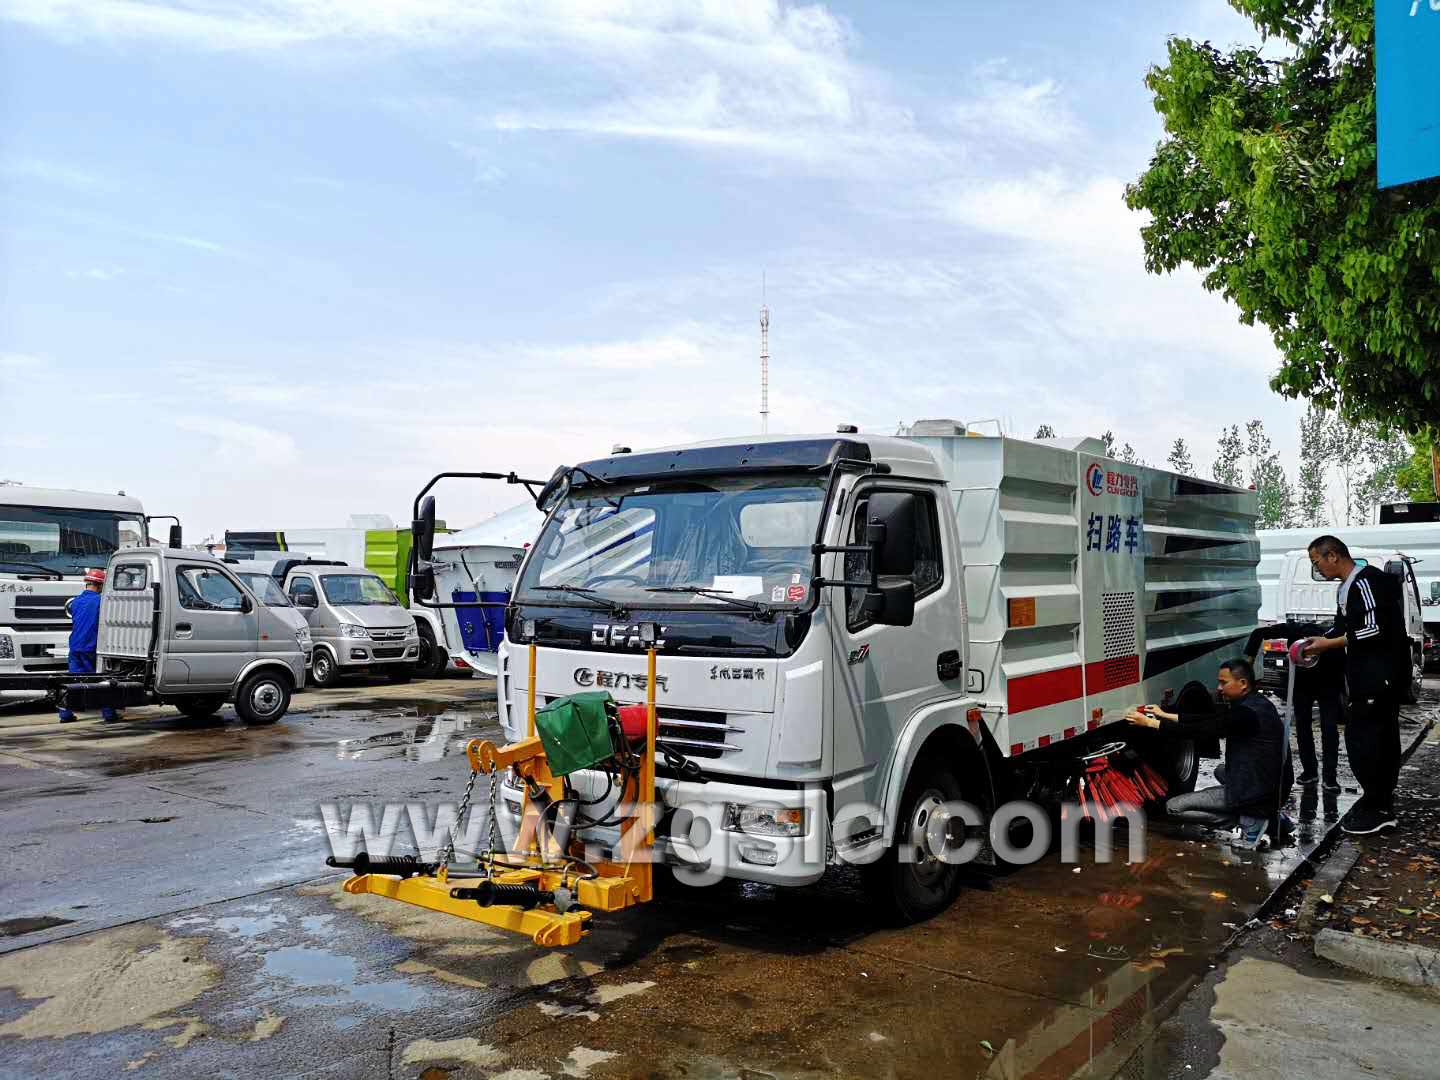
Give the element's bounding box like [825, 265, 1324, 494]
[1213, 425, 1245, 486]
[1245, 419, 1295, 528]
[1034, 424, 1057, 439]
[1395, 429, 1438, 501]
[1125, 1, 1440, 433]
[1296, 403, 1331, 527]
[1166, 437, 1194, 475]
[1101, 430, 1117, 458]
[1117, 442, 1146, 466]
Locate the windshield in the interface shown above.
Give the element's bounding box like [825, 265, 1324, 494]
[514, 472, 827, 609]
[0, 506, 145, 575]
[320, 573, 400, 606]
[238, 573, 292, 607]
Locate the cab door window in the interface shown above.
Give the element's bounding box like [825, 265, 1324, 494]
[176, 566, 245, 611]
[845, 489, 943, 631]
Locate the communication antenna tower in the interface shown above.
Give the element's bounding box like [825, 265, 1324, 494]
[760, 274, 770, 435]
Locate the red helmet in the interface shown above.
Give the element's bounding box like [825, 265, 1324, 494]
[83, 568, 106, 585]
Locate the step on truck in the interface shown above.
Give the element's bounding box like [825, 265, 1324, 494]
[408, 426, 1260, 921]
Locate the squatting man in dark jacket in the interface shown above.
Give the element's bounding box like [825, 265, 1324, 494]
[1124, 657, 1291, 851]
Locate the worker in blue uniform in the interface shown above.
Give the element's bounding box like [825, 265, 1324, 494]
[57, 568, 122, 723]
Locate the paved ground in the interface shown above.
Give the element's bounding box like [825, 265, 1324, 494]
[0, 676, 1435, 1079]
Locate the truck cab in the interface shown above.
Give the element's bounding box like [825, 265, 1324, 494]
[275, 560, 420, 687]
[0, 486, 147, 678]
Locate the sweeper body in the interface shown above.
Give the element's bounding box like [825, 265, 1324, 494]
[399, 423, 1259, 924]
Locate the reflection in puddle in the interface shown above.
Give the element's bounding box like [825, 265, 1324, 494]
[263, 945, 430, 1010]
[335, 710, 500, 764]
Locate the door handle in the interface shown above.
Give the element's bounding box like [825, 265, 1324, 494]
[175, 623, 193, 637]
[937, 649, 961, 681]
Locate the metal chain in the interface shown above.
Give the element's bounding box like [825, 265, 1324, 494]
[439, 766, 479, 869]
[485, 770, 501, 877]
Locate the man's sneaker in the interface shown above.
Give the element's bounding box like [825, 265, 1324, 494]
[1322, 776, 1341, 792]
[1296, 770, 1319, 785]
[1230, 830, 1271, 851]
[1342, 809, 1395, 835]
[57, 710, 79, 724]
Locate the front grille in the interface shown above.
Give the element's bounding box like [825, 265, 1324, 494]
[657, 706, 743, 759]
[12, 596, 70, 622]
[20, 644, 58, 658]
[23, 662, 66, 672]
[369, 628, 409, 641]
[372, 646, 405, 659]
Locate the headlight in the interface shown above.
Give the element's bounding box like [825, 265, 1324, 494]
[337, 623, 370, 639]
[0, 635, 13, 660]
[295, 627, 312, 645]
[723, 803, 808, 837]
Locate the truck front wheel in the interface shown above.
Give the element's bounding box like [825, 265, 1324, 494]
[236, 671, 291, 725]
[1405, 650, 1422, 705]
[415, 624, 448, 679]
[309, 649, 338, 689]
[862, 761, 967, 923]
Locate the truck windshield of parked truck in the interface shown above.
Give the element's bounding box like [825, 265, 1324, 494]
[320, 573, 401, 606]
[237, 573, 293, 607]
[513, 473, 828, 609]
[0, 507, 147, 576]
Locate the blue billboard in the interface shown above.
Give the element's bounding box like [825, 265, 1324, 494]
[1376, 1, 1440, 188]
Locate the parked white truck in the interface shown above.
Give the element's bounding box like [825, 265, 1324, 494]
[411, 425, 1260, 919]
[0, 485, 152, 681]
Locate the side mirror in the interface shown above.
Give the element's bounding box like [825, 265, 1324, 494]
[866, 492, 918, 575]
[411, 566, 435, 603]
[168, 524, 183, 549]
[536, 465, 571, 512]
[862, 581, 915, 627]
[413, 495, 437, 562]
[240, 594, 254, 614]
[295, 592, 318, 610]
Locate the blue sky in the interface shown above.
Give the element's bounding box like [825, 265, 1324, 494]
[0, 1, 1303, 539]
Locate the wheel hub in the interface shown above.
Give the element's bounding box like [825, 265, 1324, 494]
[908, 789, 964, 887]
[252, 682, 282, 716]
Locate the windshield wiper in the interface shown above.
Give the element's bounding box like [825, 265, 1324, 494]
[645, 586, 774, 620]
[0, 559, 64, 580]
[531, 584, 630, 617]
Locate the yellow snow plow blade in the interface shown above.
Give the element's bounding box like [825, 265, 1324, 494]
[332, 642, 659, 948]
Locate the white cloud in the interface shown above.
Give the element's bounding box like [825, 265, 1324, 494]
[945, 69, 1079, 147]
[0, 351, 47, 368]
[173, 415, 299, 468]
[0, 156, 103, 190]
[66, 267, 124, 281]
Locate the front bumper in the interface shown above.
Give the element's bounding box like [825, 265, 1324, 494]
[497, 773, 829, 887]
[336, 638, 420, 666]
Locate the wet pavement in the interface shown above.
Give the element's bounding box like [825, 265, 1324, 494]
[0, 677, 1434, 1079]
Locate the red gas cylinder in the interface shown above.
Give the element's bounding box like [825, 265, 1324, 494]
[618, 704, 650, 740]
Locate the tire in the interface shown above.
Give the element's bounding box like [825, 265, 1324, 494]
[861, 760, 967, 923]
[414, 623, 448, 679]
[176, 695, 225, 721]
[235, 669, 291, 725]
[386, 667, 414, 684]
[309, 648, 339, 689]
[1155, 735, 1200, 796]
[1405, 651, 1422, 705]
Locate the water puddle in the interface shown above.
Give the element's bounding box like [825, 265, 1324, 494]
[262, 945, 431, 1010]
[335, 710, 500, 764]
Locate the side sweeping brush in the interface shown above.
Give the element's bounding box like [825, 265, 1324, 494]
[1069, 741, 1168, 823]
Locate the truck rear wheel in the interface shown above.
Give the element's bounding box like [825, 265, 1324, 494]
[309, 648, 338, 689]
[176, 695, 226, 721]
[236, 670, 291, 725]
[862, 761, 967, 923]
[415, 624, 447, 679]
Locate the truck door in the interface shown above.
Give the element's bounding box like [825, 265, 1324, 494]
[831, 481, 964, 805]
[170, 563, 258, 689]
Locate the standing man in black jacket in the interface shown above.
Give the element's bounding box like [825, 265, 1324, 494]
[1245, 621, 1343, 790]
[1303, 535, 1410, 835]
